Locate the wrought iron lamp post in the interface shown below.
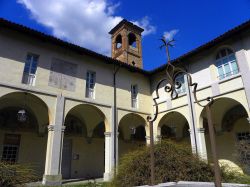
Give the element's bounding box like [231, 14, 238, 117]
[147, 38, 222, 187]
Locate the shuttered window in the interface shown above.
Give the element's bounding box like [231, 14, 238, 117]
[131, 84, 138, 108]
[216, 48, 239, 80]
[22, 53, 39, 86]
[86, 71, 96, 99]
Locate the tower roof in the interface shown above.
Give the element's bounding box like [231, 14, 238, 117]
[109, 19, 144, 35]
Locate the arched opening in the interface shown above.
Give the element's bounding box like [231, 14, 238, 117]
[158, 111, 190, 145]
[63, 104, 107, 179]
[118, 113, 146, 158]
[200, 97, 249, 173]
[115, 34, 122, 49]
[0, 92, 49, 177]
[128, 33, 137, 48]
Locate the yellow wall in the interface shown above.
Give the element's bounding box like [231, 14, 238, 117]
[0, 28, 151, 115]
[66, 136, 105, 179]
[0, 130, 47, 176]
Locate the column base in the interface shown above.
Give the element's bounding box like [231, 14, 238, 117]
[42, 174, 62, 186]
[103, 172, 113, 182]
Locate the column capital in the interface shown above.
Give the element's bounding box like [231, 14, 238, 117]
[47, 125, 66, 132]
[247, 118, 250, 124]
[61, 125, 66, 132]
[104, 132, 112, 137]
[145, 136, 150, 140]
[48, 125, 54, 131]
[197, 128, 205, 133]
[156, 135, 162, 141]
[188, 129, 192, 134]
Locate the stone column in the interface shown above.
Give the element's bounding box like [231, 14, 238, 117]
[235, 50, 250, 110]
[185, 75, 199, 154]
[145, 135, 151, 145]
[116, 132, 119, 167]
[196, 128, 208, 160]
[155, 135, 162, 143]
[188, 129, 198, 154]
[42, 95, 65, 186]
[104, 132, 113, 181]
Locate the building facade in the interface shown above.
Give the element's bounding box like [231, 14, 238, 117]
[0, 18, 250, 185]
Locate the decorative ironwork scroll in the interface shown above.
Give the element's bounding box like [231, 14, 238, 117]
[147, 36, 221, 187]
[147, 37, 213, 123]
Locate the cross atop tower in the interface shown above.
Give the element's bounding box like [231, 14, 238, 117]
[109, 19, 144, 68]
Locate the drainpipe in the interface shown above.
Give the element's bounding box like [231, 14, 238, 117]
[113, 63, 120, 174]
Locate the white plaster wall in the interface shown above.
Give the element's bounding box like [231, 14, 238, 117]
[0, 28, 151, 115]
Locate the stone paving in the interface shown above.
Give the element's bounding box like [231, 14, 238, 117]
[138, 181, 250, 187]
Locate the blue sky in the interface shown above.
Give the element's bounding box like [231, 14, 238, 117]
[0, 0, 250, 70]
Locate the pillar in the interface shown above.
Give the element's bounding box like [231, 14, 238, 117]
[42, 95, 65, 186]
[145, 135, 151, 145]
[155, 135, 162, 143]
[104, 132, 113, 181]
[188, 129, 198, 154]
[196, 128, 207, 160]
[235, 50, 250, 110]
[185, 75, 199, 154]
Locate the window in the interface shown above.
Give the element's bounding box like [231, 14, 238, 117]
[131, 84, 138, 108]
[86, 71, 96, 99]
[216, 48, 239, 80]
[175, 74, 186, 94]
[1, 134, 20, 163]
[237, 132, 250, 141]
[22, 53, 39, 86]
[237, 132, 250, 166]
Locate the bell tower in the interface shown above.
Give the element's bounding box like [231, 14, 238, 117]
[109, 19, 144, 68]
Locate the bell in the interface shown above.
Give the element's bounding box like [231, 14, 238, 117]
[17, 109, 27, 122]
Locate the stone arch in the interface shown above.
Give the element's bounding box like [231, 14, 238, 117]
[65, 104, 109, 137]
[118, 113, 147, 159]
[63, 103, 108, 179]
[0, 91, 51, 134]
[158, 111, 190, 141]
[118, 113, 147, 141]
[199, 97, 249, 132]
[115, 34, 122, 49]
[128, 32, 137, 48]
[199, 97, 250, 173]
[0, 91, 49, 175]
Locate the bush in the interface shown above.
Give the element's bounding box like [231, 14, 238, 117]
[0, 162, 39, 187]
[112, 140, 250, 187]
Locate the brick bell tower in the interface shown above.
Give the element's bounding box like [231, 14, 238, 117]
[109, 19, 144, 68]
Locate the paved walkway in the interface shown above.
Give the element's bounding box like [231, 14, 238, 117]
[26, 178, 103, 186]
[138, 181, 250, 187]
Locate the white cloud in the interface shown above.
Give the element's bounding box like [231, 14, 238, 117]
[132, 16, 156, 36]
[17, 0, 155, 56]
[163, 29, 179, 41]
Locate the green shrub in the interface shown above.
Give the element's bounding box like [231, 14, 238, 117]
[0, 161, 39, 187]
[112, 140, 250, 187]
